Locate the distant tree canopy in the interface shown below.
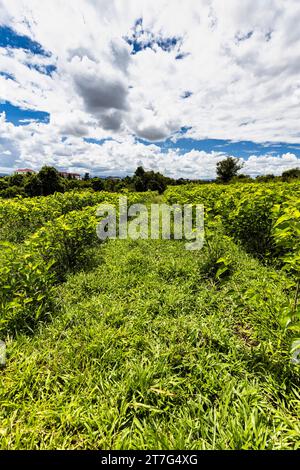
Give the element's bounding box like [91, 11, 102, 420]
[256, 174, 276, 183]
[0, 166, 184, 198]
[91, 178, 104, 192]
[20, 166, 65, 196]
[132, 167, 171, 194]
[0, 162, 300, 199]
[230, 174, 253, 184]
[38, 166, 65, 195]
[282, 167, 300, 181]
[24, 175, 43, 197]
[216, 157, 244, 183]
[8, 173, 26, 187]
[135, 166, 145, 178]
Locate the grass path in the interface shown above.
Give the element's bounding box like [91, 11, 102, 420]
[0, 236, 299, 449]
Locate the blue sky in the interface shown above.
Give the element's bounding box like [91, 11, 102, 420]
[137, 136, 300, 160]
[0, 1, 300, 178]
[0, 25, 49, 56]
[125, 18, 181, 55]
[0, 102, 50, 126]
[1, 98, 300, 162]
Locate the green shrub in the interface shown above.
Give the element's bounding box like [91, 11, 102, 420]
[0, 243, 55, 335]
[272, 198, 300, 358]
[165, 181, 300, 261]
[27, 207, 100, 281]
[0, 191, 157, 334]
[0, 190, 157, 243]
[0, 208, 99, 334]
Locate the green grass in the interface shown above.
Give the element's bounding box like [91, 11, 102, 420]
[0, 235, 299, 449]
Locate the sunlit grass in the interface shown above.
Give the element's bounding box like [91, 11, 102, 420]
[0, 235, 299, 449]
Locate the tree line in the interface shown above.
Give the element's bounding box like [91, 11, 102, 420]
[0, 158, 299, 198]
[0, 166, 189, 198]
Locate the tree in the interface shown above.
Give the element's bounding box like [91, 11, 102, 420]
[256, 174, 277, 183]
[216, 157, 244, 183]
[0, 177, 9, 191]
[83, 172, 90, 181]
[134, 176, 146, 192]
[135, 166, 145, 178]
[132, 167, 168, 194]
[38, 166, 65, 195]
[282, 167, 300, 181]
[9, 173, 26, 187]
[231, 174, 252, 183]
[91, 177, 104, 192]
[65, 179, 84, 190]
[0, 185, 25, 198]
[24, 174, 43, 196]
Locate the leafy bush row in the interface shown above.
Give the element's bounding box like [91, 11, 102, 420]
[164, 182, 300, 361]
[272, 198, 300, 357]
[0, 242, 55, 335]
[0, 206, 100, 334]
[0, 190, 156, 243]
[164, 182, 300, 260]
[0, 190, 158, 335]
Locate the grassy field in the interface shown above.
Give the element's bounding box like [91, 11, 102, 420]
[1, 231, 299, 449]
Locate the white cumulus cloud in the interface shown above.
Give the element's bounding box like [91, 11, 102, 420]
[0, 0, 299, 176]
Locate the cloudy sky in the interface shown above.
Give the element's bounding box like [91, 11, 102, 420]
[0, 0, 300, 178]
